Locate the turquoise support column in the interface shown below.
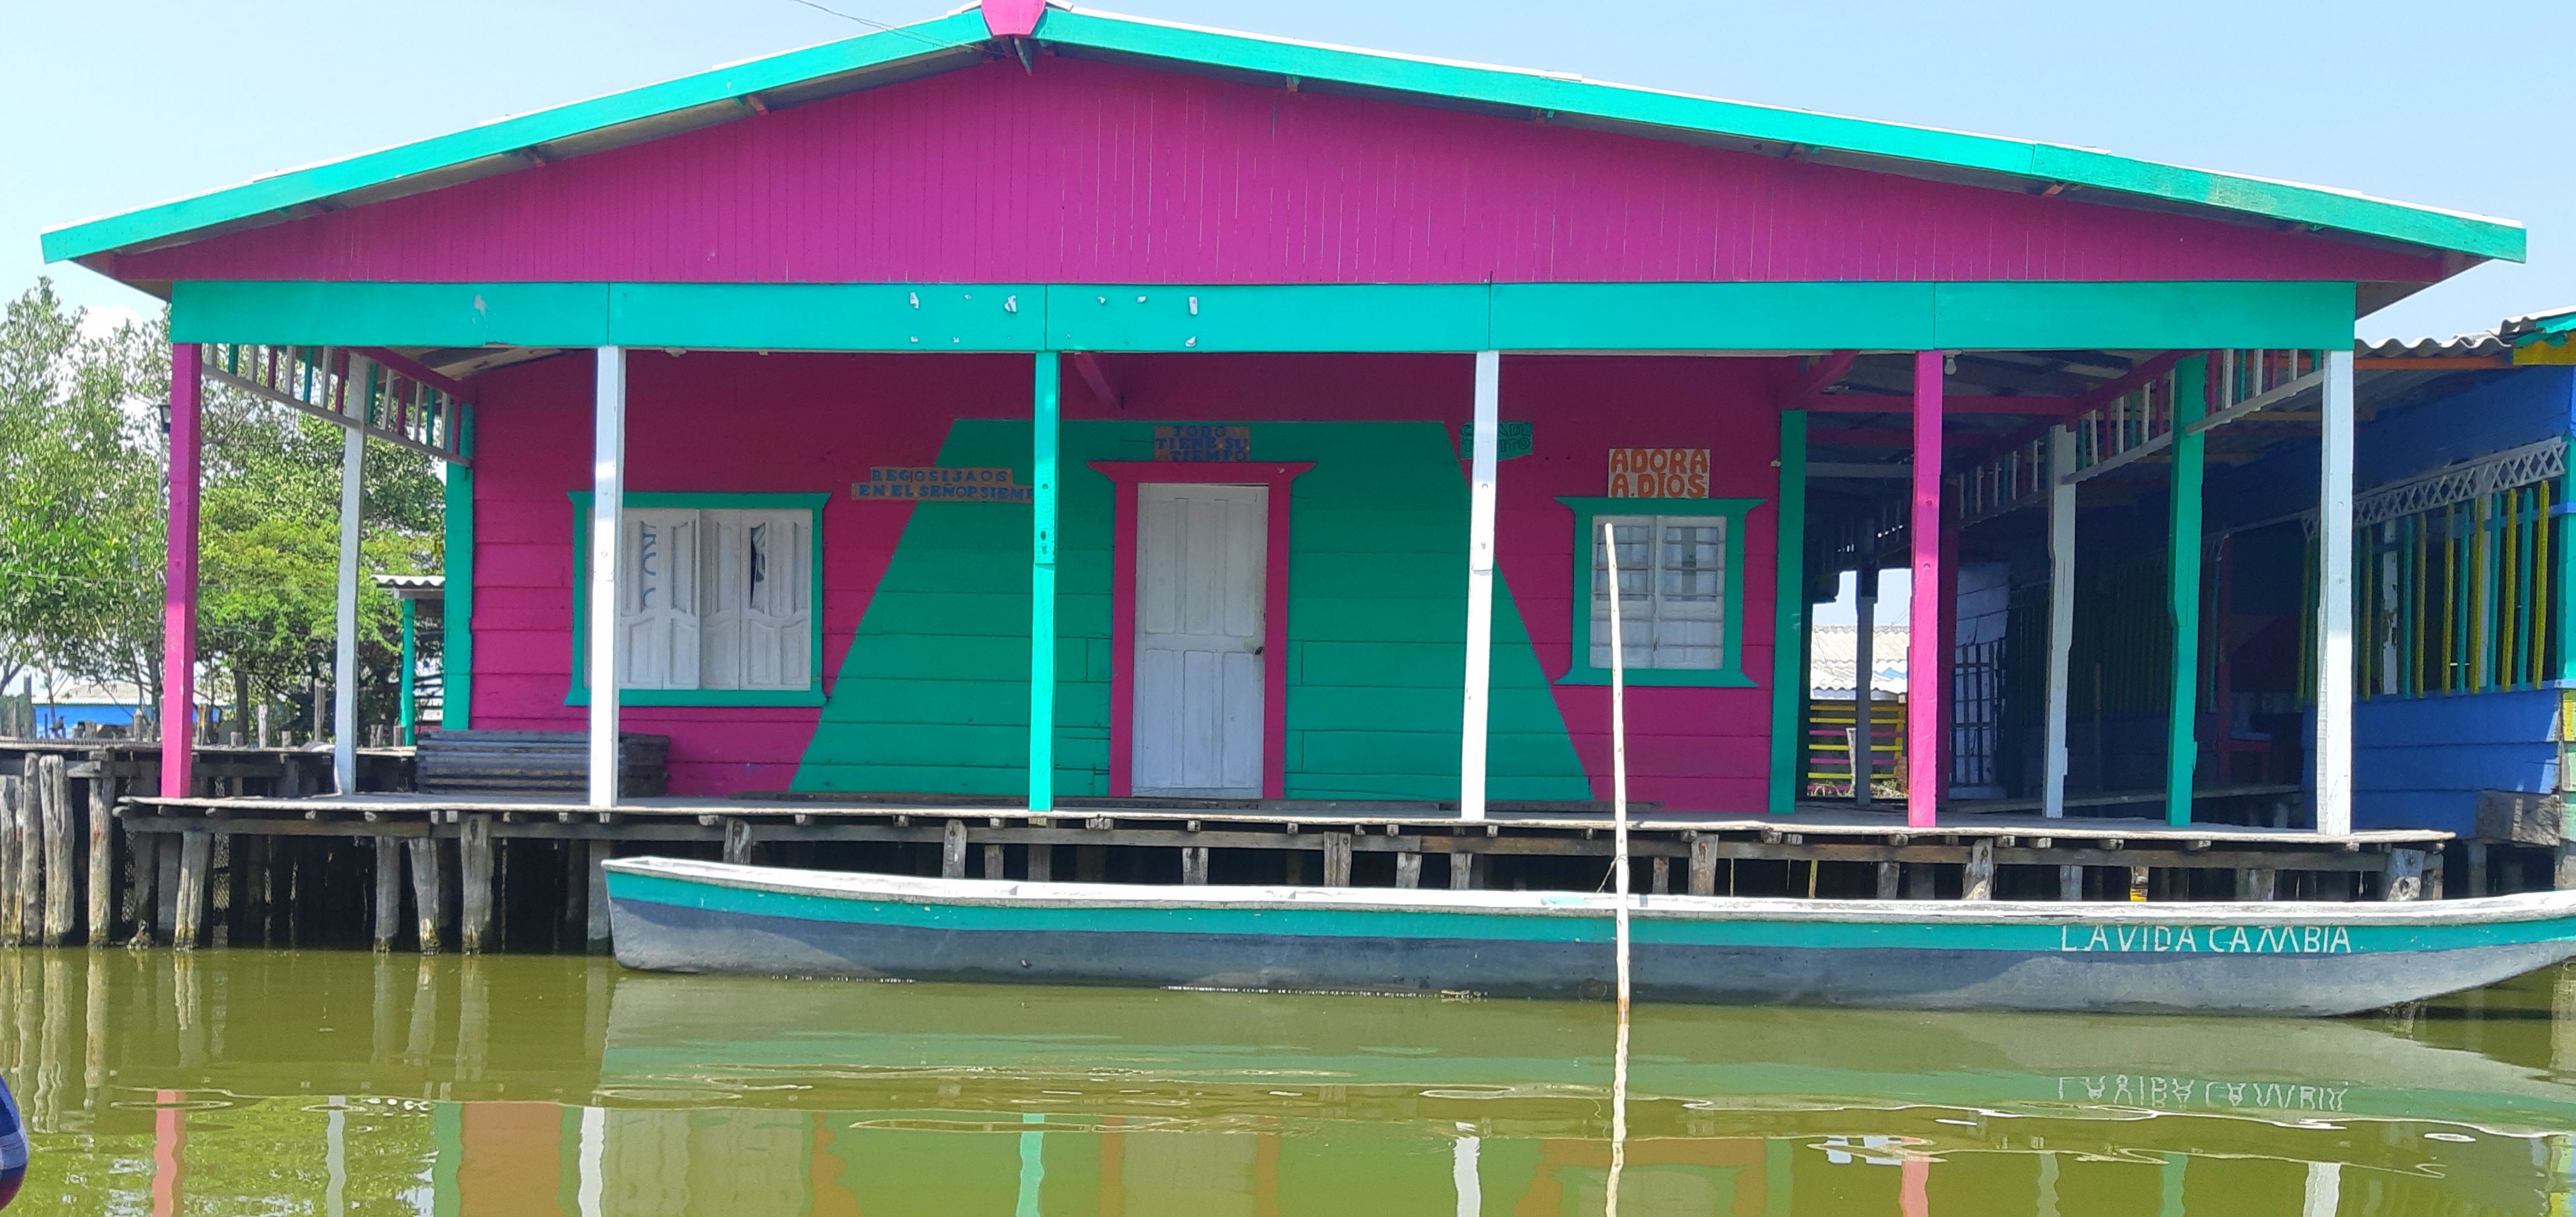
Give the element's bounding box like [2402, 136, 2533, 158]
[1767, 409, 1808, 815]
[441, 404, 475, 730]
[2559, 446, 2576, 684]
[2165, 356, 2208, 826]
[398, 597, 417, 746]
[1029, 355, 1061, 812]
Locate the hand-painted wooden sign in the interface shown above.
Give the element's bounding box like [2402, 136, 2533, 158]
[1458, 420, 1534, 460]
[850, 467, 1031, 502]
[1154, 425, 1250, 462]
[1607, 448, 1708, 497]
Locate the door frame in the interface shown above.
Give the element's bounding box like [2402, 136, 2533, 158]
[1090, 460, 1313, 799]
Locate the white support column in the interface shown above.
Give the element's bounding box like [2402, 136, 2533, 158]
[2314, 350, 2356, 835]
[2044, 425, 2077, 818]
[587, 347, 628, 811]
[1459, 351, 1502, 822]
[332, 356, 369, 794]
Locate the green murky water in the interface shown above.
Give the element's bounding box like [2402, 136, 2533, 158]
[4, 949, 2575, 1214]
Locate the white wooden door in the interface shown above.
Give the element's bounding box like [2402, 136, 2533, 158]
[1132, 483, 1267, 797]
[616, 510, 699, 689]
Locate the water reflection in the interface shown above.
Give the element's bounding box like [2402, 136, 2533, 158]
[1, 949, 2574, 1213]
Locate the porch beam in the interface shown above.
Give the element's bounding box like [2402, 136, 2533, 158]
[202, 361, 469, 467]
[2043, 426, 2077, 817]
[333, 356, 367, 794]
[162, 343, 203, 797]
[1906, 351, 1945, 828]
[1068, 352, 1120, 408]
[587, 347, 627, 809]
[1767, 410, 1808, 815]
[1459, 352, 1502, 822]
[2315, 350, 2356, 835]
[2165, 356, 2208, 826]
[1806, 396, 2085, 416]
[1779, 351, 1857, 406]
[1030, 354, 1061, 814]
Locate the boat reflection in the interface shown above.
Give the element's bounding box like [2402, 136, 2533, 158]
[2, 949, 2573, 1214]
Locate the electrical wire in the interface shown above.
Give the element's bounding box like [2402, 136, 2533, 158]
[783, 0, 988, 54]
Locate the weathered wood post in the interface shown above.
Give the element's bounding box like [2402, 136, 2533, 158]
[2383, 849, 2426, 901]
[1875, 861, 1900, 899]
[940, 820, 968, 879]
[2465, 841, 2490, 896]
[1449, 850, 1477, 891]
[1026, 844, 1053, 882]
[458, 814, 493, 954]
[1322, 831, 1354, 887]
[2235, 868, 2276, 901]
[86, 753, 114, 946]
[585, 840, 612, 951]
[373, 837, 403, 951]
[1962, 838, 1996, 901]
[408, 834, 444, 953]
[16, 767, 43, 941]
[0, 774, 19, 946]
[984, 843, 1007, 881]
[723, 818, 754, 866]
[173, 831, 212, 949]
[2058, 865, 2084, 902]
[40, 756, 74, 945]
[1688, 838, 1719, 897]
[1392, 850, 1419, 890]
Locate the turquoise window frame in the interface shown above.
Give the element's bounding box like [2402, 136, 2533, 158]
[568, 491, 830, 707]
[1556, 496, 1761, 689]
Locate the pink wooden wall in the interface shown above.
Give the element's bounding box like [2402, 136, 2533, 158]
[477, 348, 1787, 807]
[115, 56, 2436, 287]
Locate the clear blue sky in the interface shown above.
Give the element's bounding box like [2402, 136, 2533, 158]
[5, 1, 2561, 341]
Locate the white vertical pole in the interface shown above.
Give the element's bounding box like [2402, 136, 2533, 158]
[2044, 425, 2078, 818]
[1853, 579, 1874, 807]
[2301, 1161, 2340, 1217]
[577, 1106, 606, 1217]
[1459, 351, 1502, 821]
[1602, 518, 1631, 1217]
[333, 356, 368, 795]
[588, 347, 628, 811]
[1451, 1133, 1482, 1217]
[2316, 350, 2356, 836]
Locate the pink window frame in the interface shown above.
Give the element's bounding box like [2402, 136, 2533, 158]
[1089, 460, 1314, 800]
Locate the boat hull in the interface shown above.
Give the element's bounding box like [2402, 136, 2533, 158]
[605, 859, 2576, 1016]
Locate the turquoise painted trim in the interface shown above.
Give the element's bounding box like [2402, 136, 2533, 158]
[2165, 357, 2207, 827]
[1029, 356, 1061, 812]
[44, 9, 2517, 263]
[1041, 284, 1491, 352]
[567, 490, 829, 707]
[39, 11, 995, 263]
[440, 404, 474, 731]
[1556, 496, 1759, 689]
[167, 280, 2362, 354]
[611, 282, 1047, 351]
[2561, 452, 2576, 686]
[605, 869, 2576, 954]
[1491, 281, 2357, 352]
[1767, 412, 1807, 815]
[170, 280, 612, 348]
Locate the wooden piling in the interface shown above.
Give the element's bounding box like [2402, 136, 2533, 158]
[2383, 849, 2426, 901]
[984, 843, 1006, 880]
[459, 815, 494, 954]
[0, 775, 19, 947]
[1962, 838, 1996, 901]
[38, 757, 72, 946]
[2465, 841, 2490, 896]
[1076, 844, 1107, 882]
[1393, 850, 1420, 889]
[408, 835, 444, 953]
[1688, 838, 1719, 896]
[1907, 864, 1935, 899]
[2556, 842, 2576, 891]
[2235, 868, 2276, 901]
[1321, 832, 1354, 887]
[2058, 865, 2084, 902]
[1027, 844, 1053, 882]
[1183, 846, 1212, 885]
[940, 820, 968, 878]
[173, 831, 211, 949]
[1651, 856, 1670, 895]
[86, 757, 114, 946]
[14, 771, 40, 942]
[723, 817, 754, 865]
[1449, 852, 1476, 890]
[373, 837, 402, 951]
[123, 832, 154, 946]
[585, 840, 611, 951]
[2423, 847, 2446, 900]
[1875, 861, 1900, 899]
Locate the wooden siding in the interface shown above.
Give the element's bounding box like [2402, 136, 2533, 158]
[114, 57, 2438, 289]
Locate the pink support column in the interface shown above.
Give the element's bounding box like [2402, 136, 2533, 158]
[161, 344, 202, 798]
[1935, 513, 1961, 800]
[1906, 350, 1945, 827]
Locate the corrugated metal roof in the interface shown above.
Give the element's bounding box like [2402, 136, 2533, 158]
[2360, 306, 2576, 359]
[1809, 625, 1909, 698]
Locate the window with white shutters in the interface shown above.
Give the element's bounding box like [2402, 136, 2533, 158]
[1589, 514, 1727, 670]
[583, 498, 821, 701]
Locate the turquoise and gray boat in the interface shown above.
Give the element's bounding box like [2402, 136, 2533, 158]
[602, 857, 2576, 1016]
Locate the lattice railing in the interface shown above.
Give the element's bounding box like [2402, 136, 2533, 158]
[2353, 438, 2565, 529]
[202, 343, 471, 464]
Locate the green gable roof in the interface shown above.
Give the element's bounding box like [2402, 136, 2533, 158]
[41, 4, 2525, 268]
